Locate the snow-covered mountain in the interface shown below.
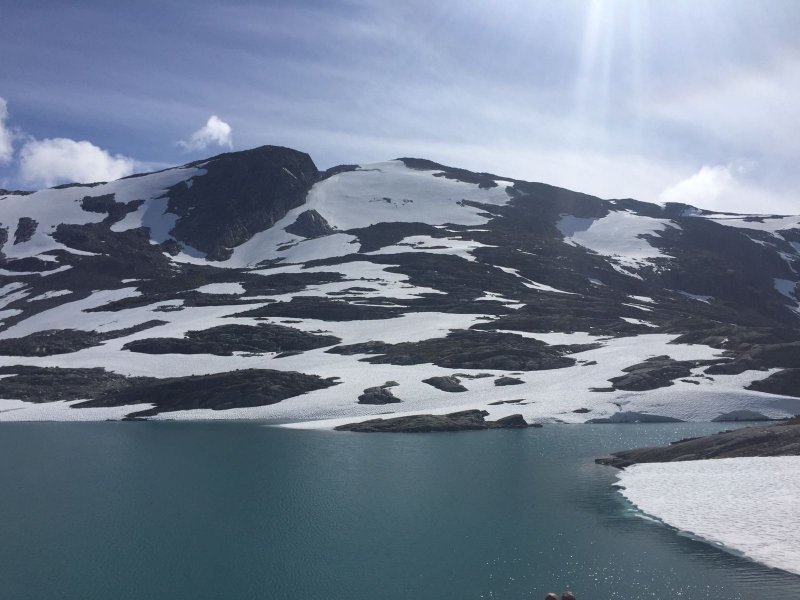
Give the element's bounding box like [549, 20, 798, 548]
[0, 145, 799, 424]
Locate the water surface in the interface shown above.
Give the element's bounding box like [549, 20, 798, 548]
[1, 421, 797, 599]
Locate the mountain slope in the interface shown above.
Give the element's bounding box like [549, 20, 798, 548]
[0, 145, 798, 423]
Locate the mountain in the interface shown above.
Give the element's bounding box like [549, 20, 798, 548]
[0, 145, 798, 423]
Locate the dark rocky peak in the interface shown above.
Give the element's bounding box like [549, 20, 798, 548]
[284, 209, 335, 238]
[164, 145, 319, 260]
[0, 189, 34, 196]
[509, 180, 608, 221]
[662, 202, 702, 218]
[610, 198, 668, 218]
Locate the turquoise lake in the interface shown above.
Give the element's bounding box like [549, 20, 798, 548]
[1, 421, 798, 599]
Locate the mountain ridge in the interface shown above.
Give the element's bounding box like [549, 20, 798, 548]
[0, 144, 798, 423]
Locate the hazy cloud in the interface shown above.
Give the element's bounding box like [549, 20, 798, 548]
[179, 115, 233, 151]
[0, 97, 13, 164]
[658, 163, 795, 214]
[2, 2, 800, 211]
[19, 138, 137, 186]
[659, 165, 736, 208]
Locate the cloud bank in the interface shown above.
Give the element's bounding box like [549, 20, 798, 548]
[19, 138, 137, 186]
[179, 115, 233, 151]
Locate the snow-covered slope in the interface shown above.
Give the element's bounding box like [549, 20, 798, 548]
[0, 146, 798, 422]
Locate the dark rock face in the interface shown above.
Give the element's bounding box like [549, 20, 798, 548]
[494, 376, 524, 386]
[0, 366, 135, 402]
[597, 417, 800, 468]
[334, 409, 535, 432]
[79, 369, 340, 418]
[347, 222, 444, 253]
[358, 381, 401, 404]
[0, 322, 166, 356]
[165, 146, 318, 260]
[747, 369, 800, 397]
[0, 365, 338, 417]
[284, 210, 335, 238]
[489, 414, 531, 428]
[329, 330, 582, 370]
[79, 194, 144, 224]
[232, 297, 403, 321]
[13, 217, 37, 245]
[398, 158, 506, 190]
[609, 356, 722, 391]
[422, 376, 467, 392]
[122, 323, 340, 356]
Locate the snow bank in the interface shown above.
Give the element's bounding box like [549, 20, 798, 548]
[617, 456, 800, 575]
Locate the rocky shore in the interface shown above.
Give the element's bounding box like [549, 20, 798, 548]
[597, 416, 800, 468]
[334, 409, 538, 433]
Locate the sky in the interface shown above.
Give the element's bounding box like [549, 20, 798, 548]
[1, 0, 799, 213]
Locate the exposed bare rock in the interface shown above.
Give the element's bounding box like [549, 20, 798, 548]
[335, 409, 537, 432]
[422, 376, 467, 392]
[596, 417, 800, 468]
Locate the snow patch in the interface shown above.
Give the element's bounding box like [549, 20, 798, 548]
[27, 289, 72, 302]
[677, 291, 714, 304]
[557, 210, 676, 271]
[194, 282, 246, 295]
[620, 317, 658, 328]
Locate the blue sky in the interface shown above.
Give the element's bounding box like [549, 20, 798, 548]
[1, 0, 799, 213]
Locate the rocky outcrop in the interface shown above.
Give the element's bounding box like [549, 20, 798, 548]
[357, 381, 401, 404]
[494, 376, 523, 386]
[284, 210, 335, 238]
[747, 369, 800, 397]
[79, 194, 144, 224]
[0, 366, 339, 417]
[122, 323, 340, 356]
[165, 146, 319, 260]
[334, 409, 537, 432]
[233, 297, 403, 321]
[0, 321, 166, 356]
[609, 356, 722, 391]
[422, 376, 467, 392]
[13, 217, 37, 245]
[330, 330, 583, 371]
[596, 417, 800, 468]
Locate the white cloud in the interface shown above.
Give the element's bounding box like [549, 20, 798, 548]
[658, 164, 796, 214]
[0, 97, 13, 164]
[659, 165, 736, 207]
[179, 115, 233, 151]
[19, 138, 137, 187]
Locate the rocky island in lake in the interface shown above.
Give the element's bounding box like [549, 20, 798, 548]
[334, 409, 536, 432]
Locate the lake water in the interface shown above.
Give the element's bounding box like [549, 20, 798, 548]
[1, 421, 798, 599]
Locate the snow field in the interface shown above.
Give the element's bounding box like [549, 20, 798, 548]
[557, 210, 678, 272]
[617, 456, 800, 575]
[365, 235, 496, 262]
[0, 166, 203, 260]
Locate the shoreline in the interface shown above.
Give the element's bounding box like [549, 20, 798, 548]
[616, 456, 800, 576]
